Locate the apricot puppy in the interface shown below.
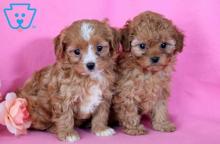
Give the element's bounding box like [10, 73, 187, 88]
[17, 19, 120, 141]
[113, 11, 184, 135]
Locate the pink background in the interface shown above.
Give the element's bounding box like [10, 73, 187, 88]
[0, 0, 220, 143]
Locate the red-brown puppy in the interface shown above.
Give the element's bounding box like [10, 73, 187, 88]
[17, 19, 120, 141]
[113, 11, 184, 135]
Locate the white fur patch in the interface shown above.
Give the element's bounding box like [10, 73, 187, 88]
[131, 38, 145, 57]
[166, 39, 176, 53]
[81, 23, 94, 41]
[131, 38, 140, 47]
[83, 44, 96, 64]
[80, 85, 102, 114]
[90, 70, 104, 81]
[95, 128, 116, 136]
[65, 134, 80, 142]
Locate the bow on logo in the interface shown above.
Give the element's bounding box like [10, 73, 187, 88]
[4, 3, 37, 29]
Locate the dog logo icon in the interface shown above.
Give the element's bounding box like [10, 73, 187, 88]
[4, 3, 37, 29]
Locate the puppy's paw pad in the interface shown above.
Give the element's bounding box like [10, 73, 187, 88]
[95, 128, 116, 136]
[65, 135, 80, 142]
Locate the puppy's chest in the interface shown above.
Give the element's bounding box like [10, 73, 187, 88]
[137, 71, 169, 100]
[79, 84, 102, 115]
[78, 73, 107, 117]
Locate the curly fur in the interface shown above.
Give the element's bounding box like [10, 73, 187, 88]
[17, 19, 120, 141]
[112, 11, 184, 135]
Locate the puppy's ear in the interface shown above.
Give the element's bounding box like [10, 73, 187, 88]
[54, 31, 66, 60]
[102, 19, 121, 56]
[121, 21, 131, 52]
[110, 27, 121, 55]
[173, 27, 184, 53]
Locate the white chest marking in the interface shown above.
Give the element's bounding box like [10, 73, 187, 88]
[80, 85, 102, 114]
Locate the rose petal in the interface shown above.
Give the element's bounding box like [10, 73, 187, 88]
[5, 116, 17, 134]
[11, 110, 24, 125]
[15, 128, 27, 136]
[24, 121, 31, 129]
[17, 98, 27, 105]
[9, 102, 20, 117]
[0, 101, 6, 125]
[5, 92, 17, 110]
[9, 103, 24, 124]
[23, 109, 30, 120]
[9, 98, 27, 116]
[7, 114, 24, 130]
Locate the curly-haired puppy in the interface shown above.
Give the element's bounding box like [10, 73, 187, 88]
[17, 19, 120, 141]
[113, 11, 184, 135]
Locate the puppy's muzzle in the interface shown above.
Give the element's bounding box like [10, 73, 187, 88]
[86, 62, 95, 71]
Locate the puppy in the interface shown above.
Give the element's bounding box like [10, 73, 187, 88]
[17, 19, 120, 141]
[113, 11, 184, 135]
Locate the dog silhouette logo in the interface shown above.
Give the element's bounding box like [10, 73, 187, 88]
[4, 3, 37, 29]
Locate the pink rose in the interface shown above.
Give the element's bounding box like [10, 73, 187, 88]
[0, 92, 31, 135]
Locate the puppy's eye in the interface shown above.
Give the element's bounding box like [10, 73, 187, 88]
[97, 46, 103, 52]
[15, 13, 19, 17]
[160, 42, 167, 49]
[74, 49, 80, 55]
[139, 43, 146, 49]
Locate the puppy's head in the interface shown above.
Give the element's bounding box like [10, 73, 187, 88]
[54, 20, 120, 76]
[121, 11, 184, 72]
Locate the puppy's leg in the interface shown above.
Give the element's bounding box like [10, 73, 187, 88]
[114, 100, 147, 135]
[17, 92, 53, 131]
[30, 108, 52, 130]
[52, 99, 80, 142]
[151, 99, 176, 132]
[91, 94, 115, 136]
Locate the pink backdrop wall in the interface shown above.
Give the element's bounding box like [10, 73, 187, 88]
[0, 0, 220, 143]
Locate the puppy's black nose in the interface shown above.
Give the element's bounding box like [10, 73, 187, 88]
[151, 56, 160, 63]
[86, 62, 95, 70]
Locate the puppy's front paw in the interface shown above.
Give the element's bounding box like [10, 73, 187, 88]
[123, 124, 147, 135]
[65, 135, 80, 142]
[95, 128, 116, 136]
[152, 121, 176, 132]
[58, 130, 80, 142]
